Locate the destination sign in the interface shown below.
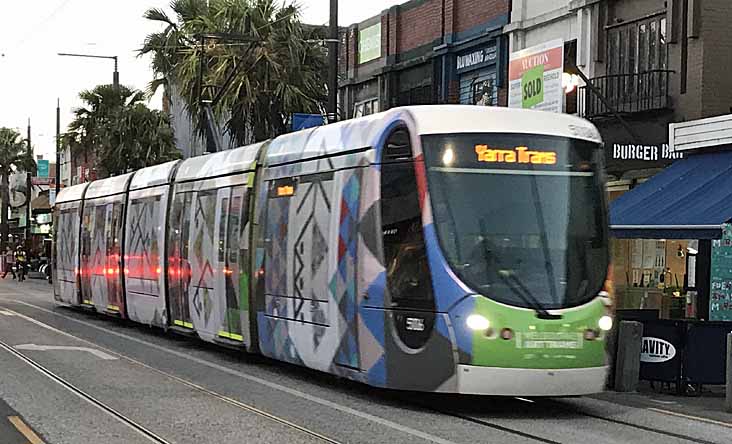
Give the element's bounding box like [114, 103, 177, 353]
[475, 145, 557, 165]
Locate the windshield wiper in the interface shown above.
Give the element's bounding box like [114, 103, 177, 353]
[477, 219, 560, 319]
[497, 269, 561, 320]
[528, 165, 559, 306]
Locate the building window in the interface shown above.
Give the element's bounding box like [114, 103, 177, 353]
[607, 14, 667, 75]
[396, 84, 433, 107]
[353, 98, 379, 118]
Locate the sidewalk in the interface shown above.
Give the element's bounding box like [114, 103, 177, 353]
[595, 381, 732, 426]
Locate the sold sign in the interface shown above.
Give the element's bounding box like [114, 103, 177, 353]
[521, 64, 544, 108]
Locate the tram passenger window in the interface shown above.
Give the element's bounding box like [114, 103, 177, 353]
[380, 130, 433, 308]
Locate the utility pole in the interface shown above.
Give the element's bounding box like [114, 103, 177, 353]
[328, 0, 339, 123]
[25, 119, 32, 248]
[55, 99, 61, 196]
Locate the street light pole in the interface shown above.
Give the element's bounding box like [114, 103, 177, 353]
[328, 0, 339, 123]
[112, 56, 119, 90]
[57, 53, 119, 89]
[55, 99, 61, 196]
[26, 119, 32, 248]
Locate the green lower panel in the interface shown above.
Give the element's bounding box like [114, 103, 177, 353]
[470, 296, 608, 369]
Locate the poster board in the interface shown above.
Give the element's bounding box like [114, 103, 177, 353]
[508, 39, 564, 113]
[710, 223, 732, 320]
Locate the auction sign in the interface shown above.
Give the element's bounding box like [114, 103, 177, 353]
[508, 39, 564, 113]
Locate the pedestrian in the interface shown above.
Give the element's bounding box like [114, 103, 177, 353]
[15, 245, 27, 282]
[2, 247, 16, 279]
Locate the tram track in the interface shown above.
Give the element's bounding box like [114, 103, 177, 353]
[4, 296, 728, 444]
[435, 400, 722, 444]
[431, 408, 562, 444]
[0, 339, 172, 444]
[538, 399, 720, 444]
[0, 309, 341, 444]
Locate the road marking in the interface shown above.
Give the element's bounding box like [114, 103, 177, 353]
[1, 308, 339, 443]
[647, 408, 732, 429]
[0, 341, 169, 444]
[14, 344, 117, 360]
[649, 399, 678, 405]
[0, 309, 17, 316]
[7, 301, 459, 444]
[8, 416, 45, 444]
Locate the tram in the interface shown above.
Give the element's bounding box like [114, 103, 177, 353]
[53, 105, 613, 396]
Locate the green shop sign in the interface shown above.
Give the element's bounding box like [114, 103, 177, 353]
[359, 23, 381, 64]
[37, 159, 49, 178]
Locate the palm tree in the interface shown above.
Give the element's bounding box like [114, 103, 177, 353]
[63, 84, 180, 178]
[100, 103, 180, 175]
[140, 0, 328, 145]
[0, 127, 34, 251]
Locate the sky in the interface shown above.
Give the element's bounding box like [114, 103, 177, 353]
[0, 0, 404, 160]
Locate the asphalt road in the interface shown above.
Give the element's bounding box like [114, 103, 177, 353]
[1, 279, 731, 444]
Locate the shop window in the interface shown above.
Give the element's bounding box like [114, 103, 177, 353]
[457, 73, 497, 106]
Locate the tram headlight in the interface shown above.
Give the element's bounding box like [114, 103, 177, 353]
[598, 315, 613, 331]
[442, 147, 455, 166]
[466, 314, 490, 331]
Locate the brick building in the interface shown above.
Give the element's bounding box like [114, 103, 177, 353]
[338, 0, 511, 119]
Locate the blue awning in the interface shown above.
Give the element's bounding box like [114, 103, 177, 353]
[610, 151, 732, 239]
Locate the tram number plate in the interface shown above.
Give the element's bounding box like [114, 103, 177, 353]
[516, 332, 582, 349]
[405, 317, 425, 331]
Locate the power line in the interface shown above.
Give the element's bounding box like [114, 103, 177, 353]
[12, 0, 74, 50]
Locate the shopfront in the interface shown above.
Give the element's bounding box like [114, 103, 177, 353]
[610, 114, 732, 321]
[456, 42, 499, 105]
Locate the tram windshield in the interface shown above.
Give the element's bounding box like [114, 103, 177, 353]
[423, 133, 608, 310]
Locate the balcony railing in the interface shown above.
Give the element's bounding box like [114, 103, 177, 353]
[578, 70, 673, 119]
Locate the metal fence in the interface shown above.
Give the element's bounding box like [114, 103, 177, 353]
[578, 70, 673, 118]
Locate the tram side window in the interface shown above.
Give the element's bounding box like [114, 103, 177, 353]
[380, 130, 433, 308]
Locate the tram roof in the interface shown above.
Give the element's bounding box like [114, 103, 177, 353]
[402, 105, 602, 142]
[55, 182, 89, 204]
[264, 106, 602, 166]
[130, 160, 181, 190]
[85, 172, 135, 199]
[174, 142, 264, 183]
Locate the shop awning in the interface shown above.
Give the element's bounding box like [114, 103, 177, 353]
[610, 151, 732, 239]
[31, 193, 50, 211]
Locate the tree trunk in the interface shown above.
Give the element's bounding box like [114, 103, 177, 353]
[0, 172, 9, 252]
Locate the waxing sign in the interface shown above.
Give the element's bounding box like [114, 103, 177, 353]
[640, 337, 676, 363]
